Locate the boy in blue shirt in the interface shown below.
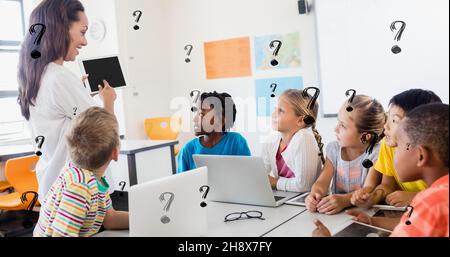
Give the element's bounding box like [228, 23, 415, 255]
[177, 91, 251, 172]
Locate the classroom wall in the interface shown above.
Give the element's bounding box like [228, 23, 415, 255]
[112, 0, 338, 153]
[157, 0, 336, 155]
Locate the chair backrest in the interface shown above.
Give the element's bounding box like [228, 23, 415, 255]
[5, 155, 39, 193]
[144, 117, 180, 140]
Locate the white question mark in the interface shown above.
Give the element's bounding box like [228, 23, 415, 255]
[159, 192, 175, 224]
[390, 20, 406, 54]
[190, 89, 201, 112]
[199, 185, 210, 207]
[269, 40, 282, 66]
[133, 10, 143, 30]
[270, 83, 277, 98]
[185, 44, 193, 63]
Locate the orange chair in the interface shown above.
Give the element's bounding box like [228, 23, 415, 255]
[0, 155, 40, 211]
[144, 117, 181, 155]
[0, 181, 12, 193]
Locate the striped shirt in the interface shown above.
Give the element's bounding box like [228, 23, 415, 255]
[391, 174, 449, 237]
[33, 162, 112, 237]
[326, 141, 380, 194]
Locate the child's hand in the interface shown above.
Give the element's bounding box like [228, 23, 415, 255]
[316, 195, 349, 215]
[305, 193, 323, 212]
[351, 187, 374, 208]
[312, 219, 331, 237]
[345, 209, 372, 225]
[385, 191, 416, 207]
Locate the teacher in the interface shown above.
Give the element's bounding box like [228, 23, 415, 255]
[17, 0, 117, 202]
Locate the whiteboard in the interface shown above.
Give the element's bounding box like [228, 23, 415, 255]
[314, 0, 449, 116]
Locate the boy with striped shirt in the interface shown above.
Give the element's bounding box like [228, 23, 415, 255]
[34, 107, 129, 237]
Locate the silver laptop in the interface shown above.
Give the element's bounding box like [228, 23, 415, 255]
[192, 155, 299, 207]
[129, 167, 208, 236]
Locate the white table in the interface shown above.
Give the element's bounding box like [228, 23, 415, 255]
[108, 140, 179, 191]
[95, 201, 307, 237]
[0, 145, 34, 162]
[263, 207, 377, 237]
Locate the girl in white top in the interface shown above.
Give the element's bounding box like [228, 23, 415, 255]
[17, 0, 116, 202]
[262, 88, 324, 193]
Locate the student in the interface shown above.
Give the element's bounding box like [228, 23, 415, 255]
[34, 107, 129, 237]
[305, 94, 386, 214]
[351, 89, 442, 208]
[177, 91, 251, 173]
[314, 103, 449, 237]
[261, 89, 324, 193]
[17, 0, 117, 202]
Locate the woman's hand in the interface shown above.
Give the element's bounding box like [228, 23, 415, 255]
[98, 80, 116, 114]
[305, 192, 323, 212]
[316, 194, 350, 215]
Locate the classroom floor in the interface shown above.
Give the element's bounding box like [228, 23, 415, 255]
[0, 191, 129, 237]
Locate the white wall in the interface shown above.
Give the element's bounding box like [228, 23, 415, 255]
[162, 0, 336, 155]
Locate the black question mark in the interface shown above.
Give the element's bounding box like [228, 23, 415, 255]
[405, 205, 414, 225]
[390, 21, 406, 54]
[362, 133, 379, 168]
[118, 181, 126, 196]
[73, 107, 77, 116]
[199, 185, 210, 207]
[301, 87, 320, 125]
[185, 45, 193, 63]
[270, 83, 277, 98]
[29, 23, 46, 59]
[190, 90, 201, 112]
[345, 89, 356, 112]
[35, 136, 45, 156]
[269, 40, 282, 66]
[21, 191, 39, 228]
[133, 10, 143, 30]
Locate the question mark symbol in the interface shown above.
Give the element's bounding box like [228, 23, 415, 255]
[133, 10, 143, 30]
[73, 107, 77, 116]
[390, 21, 406, 54]
[29, 23, 46, 59]
[35, 136, 45, 156]
[345, 89, 356, 112]
[190, 89, 201, 112]
[159, 192, 175, 224]
[270, 83, 278, 98]
[405, 205, 414, 225]
[269, 40, 282, 66]
[118, 181, 126, 196]
[184, 44, 193, 63]
[199, 185, 210, 207]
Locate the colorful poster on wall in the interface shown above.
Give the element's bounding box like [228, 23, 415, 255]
[204, 37, 252, 79]
[254, 32, 301, 70]
[255, 76, 303, 116]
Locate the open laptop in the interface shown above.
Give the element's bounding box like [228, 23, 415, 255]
[192, 155, 300, 207]
[128, 167, 207, 237]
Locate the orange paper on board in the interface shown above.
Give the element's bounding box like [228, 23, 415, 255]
[204, 37, 252, 79]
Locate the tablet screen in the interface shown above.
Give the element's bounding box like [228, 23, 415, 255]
[82, 56, 126, 92]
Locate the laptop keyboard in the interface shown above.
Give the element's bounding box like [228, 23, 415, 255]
[274, 196, 285, 202]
